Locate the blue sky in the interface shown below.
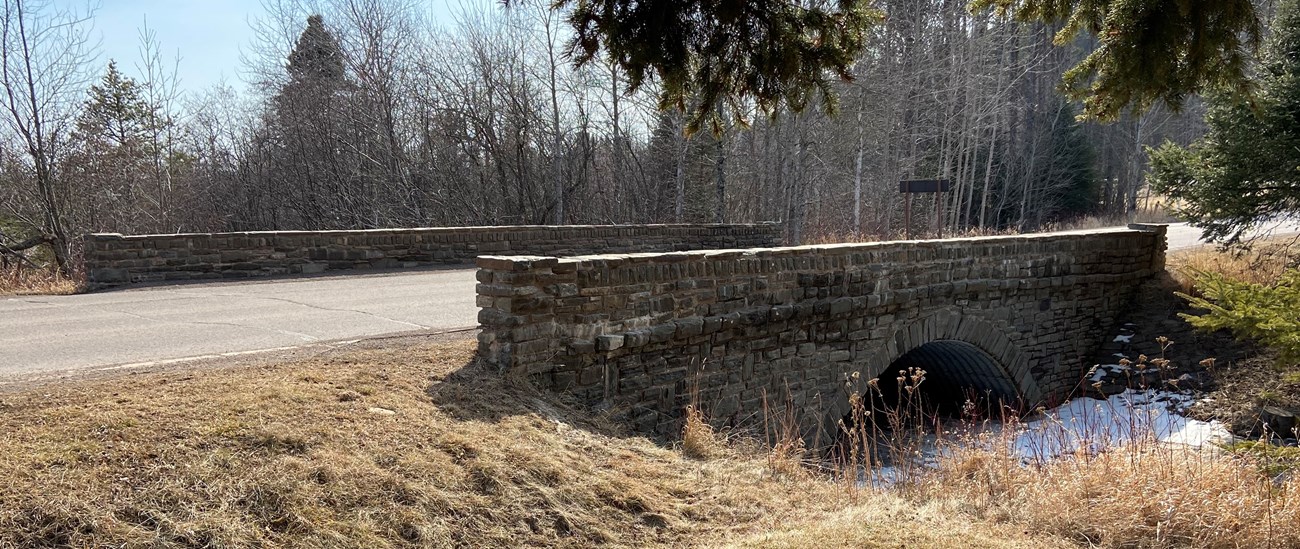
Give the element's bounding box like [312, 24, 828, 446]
[77, 1, 486, 96]
[91, 0, 265, 93]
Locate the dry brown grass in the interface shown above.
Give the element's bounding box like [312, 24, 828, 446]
[0, 339, 1082, 548]
[8, 335, 1289, 548]
[680, 405, 723, 460]
[724, 498, 1079, 549]
[1167, 235, 1300, 291]
[0, 264, 80, 295]
[921, 441, 1300, 549]
[0, 340, 798, 547]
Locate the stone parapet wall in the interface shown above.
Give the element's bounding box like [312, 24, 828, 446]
[82, 223, 781, 289]
[476, 225, 1167, 438]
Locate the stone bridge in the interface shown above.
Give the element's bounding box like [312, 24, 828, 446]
[475, 225, 1167, 441]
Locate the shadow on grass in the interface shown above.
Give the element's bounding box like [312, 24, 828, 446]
[425, 351, 634, 439]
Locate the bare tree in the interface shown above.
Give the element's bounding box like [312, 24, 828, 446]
[0, 0, 1207, 249]
[0, 0, 96, 273]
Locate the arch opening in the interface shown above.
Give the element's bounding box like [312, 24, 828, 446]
[872, 340, 1024, 418]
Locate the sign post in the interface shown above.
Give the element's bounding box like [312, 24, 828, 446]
[898, 179, 951, 239]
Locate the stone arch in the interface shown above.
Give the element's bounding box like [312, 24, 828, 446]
[822, 311, 1042, 436]
[874, 340, 1020, 416]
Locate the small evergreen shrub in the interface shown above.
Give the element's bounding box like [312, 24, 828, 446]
[1178, 268, 1300, 364]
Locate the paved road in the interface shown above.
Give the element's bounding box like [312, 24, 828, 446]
[1, 268, 478, 376]
[1165, 223, 1209, 251]
[4, 221, 1296, 378]
[1164, 219, 1300, 250]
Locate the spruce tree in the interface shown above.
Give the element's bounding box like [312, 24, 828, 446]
[1146, 0, 1300, 245]
[63, 61, 170, 232]
[533, 0, 882, 134]
[267, 15, 354, 229]
[73, 61, 153, 149]
[528, 0, 1261, 128]
[976, 0, 1261, 121]
[1044, 104, 1100, 221]
[1179, 269, 1300, 365]
[286, 14, 345, 85]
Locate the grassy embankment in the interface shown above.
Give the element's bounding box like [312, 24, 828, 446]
[0, 340, 1072, 548]
[4, 339, 1299, 546]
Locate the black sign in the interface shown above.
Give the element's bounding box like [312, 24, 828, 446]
[898, 179, 951, 193]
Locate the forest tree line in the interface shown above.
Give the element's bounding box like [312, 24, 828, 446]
[0, 0, 1210, 272]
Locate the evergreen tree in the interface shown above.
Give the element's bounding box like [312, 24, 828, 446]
[286, 14, 345, 85]
[527, 0, 1259, 128]
[1043, 103, 1099, 221]
[959, 0, 1260, 121]
[73, 61, 153, 149]
[277, 14, 347, 115]
[1146, 0, 1300, 245]
[1179, 269, 1300, 366]
[266, 14, 356, 229]
[62, 61, 168, 232]
[529, 0, 882, 134]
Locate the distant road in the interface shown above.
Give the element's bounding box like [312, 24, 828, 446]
[1164, 220, 1300, 250]
[1, 268, 477, 378]
[3, 221, 1296, 379]
[1165, 223, 1206, 250]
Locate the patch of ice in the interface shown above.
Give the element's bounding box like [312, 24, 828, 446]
[861, 388, 1233, 486]
[1113, 334, 1133, 343]
[1011, 389, 1231, 462]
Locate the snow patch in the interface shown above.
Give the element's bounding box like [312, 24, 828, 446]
[1088, 363, 1129, 382]
[863, 389, 1231, 486]
[1011, 389, 1231, 462]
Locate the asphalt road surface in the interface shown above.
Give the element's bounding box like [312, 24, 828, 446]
[1, 268, 478, 377]
[1163, 219, 1300, 250]
[3, 221, 1296, 378]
